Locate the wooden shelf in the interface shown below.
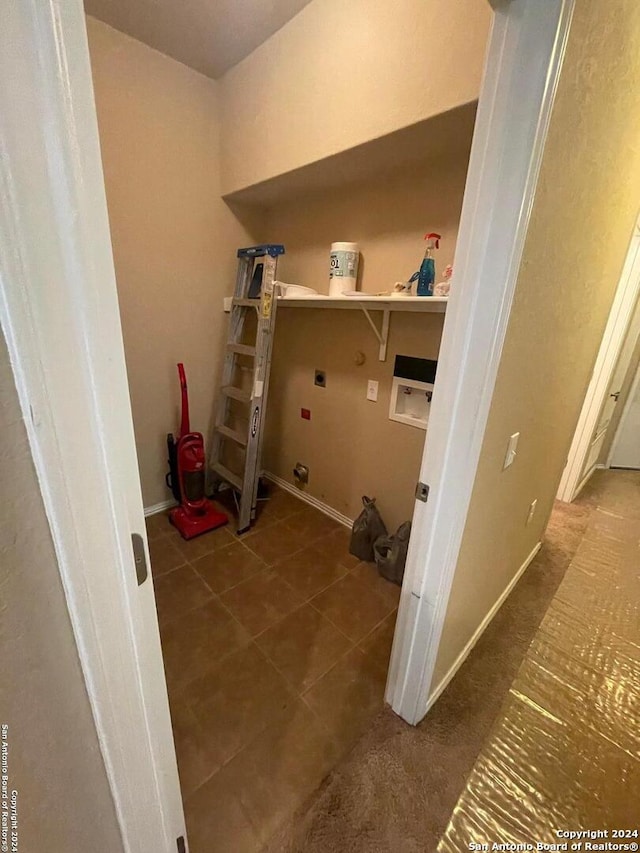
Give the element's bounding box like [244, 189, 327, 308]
[223, 294, 447, 361]
[277, 294, 447, 312]
[277, 295, 447, 360]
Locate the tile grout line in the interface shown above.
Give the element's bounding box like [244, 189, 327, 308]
[357, 608, 398, 648]
[159, 550, 394, 667]
[163, 493, 363, 803]
[243, 639, 349, 762]
[242, 550, 365, 643]
[177, 530, 350, 648]
[251, 638, 338, 734]
[231, 501, 311, 543]
[149, 559, 189, 581]
[216, 530, 347, 619]
[305, 568, 399, 643]
[306, 600, 362, 643]
[299, 640, 361, 699]
[189, 539, 268, 595]
[150, 527, 233, 573]
[154, 564, 217, 630]
[296, 608, 396, 703]
[172, 630, 394, 818]
[199, 582, 258, 651]
[161, 580, 257, 701]
[182, 612, 392, 811]
[182, 640, 305, 808]
[162, 501, 395, 796]
[253, 608, 360, 696]
[239, 519, 348, 573]
[178, 595, 378, 726]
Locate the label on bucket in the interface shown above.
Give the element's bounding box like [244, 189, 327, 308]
[330, 250, 358, 279]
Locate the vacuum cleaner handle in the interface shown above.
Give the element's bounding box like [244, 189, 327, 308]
[177, 362, 190, 437]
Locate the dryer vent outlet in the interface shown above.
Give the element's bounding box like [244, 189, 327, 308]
[293, 463, 309, 486]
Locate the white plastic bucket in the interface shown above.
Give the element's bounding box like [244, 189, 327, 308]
[329, 242, 359, 296]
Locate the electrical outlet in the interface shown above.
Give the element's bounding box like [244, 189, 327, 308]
[367, 380, 379, 402]
[527, 498, 537, 525]
[503, 431, 519, 469]
[314, 369, 326, 388]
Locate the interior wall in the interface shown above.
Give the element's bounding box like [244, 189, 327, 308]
[0, 331, 124, 851]
[263, 156, 468, 529]
[86, 17, 257, 508]
[219, 0, 491, 196]
[431, 0, 640, 689]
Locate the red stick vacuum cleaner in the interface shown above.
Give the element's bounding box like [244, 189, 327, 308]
[166, 363, 228, 539]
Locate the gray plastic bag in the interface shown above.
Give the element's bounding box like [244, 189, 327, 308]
[349, 496, 387, 562]
[374, 521, 411, 585]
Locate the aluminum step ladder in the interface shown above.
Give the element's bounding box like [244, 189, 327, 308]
[210, 244, 285, 533]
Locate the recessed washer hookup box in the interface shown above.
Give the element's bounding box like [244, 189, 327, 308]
[389, 356, 438, 430]
[393, 355, 438, 384]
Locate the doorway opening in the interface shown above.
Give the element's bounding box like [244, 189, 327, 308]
[83, 1, 493, 846]
[558, 216, 640, 502]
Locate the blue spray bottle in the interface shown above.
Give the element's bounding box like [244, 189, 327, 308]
[417, 232, 441, 296]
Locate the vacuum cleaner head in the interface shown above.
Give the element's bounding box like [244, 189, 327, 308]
[169, 501, 228, 540]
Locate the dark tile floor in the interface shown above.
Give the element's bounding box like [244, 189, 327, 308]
[146, 485, 400, 852]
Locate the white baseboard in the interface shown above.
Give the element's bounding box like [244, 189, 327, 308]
[572, 463, 606, 502]
[263, 472, 353, 529]
[143, 498, 176, 518]
[425, 540, 542, 711]
[145, 476, 354, 529]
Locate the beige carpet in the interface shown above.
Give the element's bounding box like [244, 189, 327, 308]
[263, 495, 594, 852]
[440, 470, 640, 847]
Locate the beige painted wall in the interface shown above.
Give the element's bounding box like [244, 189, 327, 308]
[266, 310, 444, 530]
[263, 156, 468, 528]
[87, 18, 256, 507]
[219, 0, 491, 196]
[87, 5, 485, 510]
[431, 0, 640, 688]
[0, 331, 124, 851]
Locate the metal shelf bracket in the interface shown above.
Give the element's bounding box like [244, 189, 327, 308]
[359, 304, 391, 361]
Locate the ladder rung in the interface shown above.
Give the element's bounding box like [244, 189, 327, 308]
[215, 424, 247, 447]
[222, 385, 251, 403]
[233, 298, 259, 308]
[227, 343, 256, 357]
[212, 462, 243, 492]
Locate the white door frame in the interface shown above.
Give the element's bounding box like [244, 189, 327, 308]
[0, 3, 184, 852]
[386, 0, 576, 723]
[557, 217, 640, 501]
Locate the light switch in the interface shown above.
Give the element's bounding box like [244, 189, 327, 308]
[503, 432, 519, 469]
[367, 380, 379, 402]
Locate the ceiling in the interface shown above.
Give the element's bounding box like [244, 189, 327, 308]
[84, 0, 315, 79]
